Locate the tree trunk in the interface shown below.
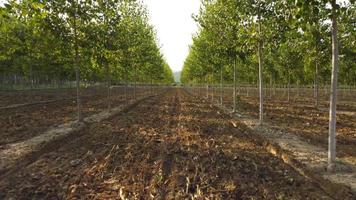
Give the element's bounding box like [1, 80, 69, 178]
[206, 83, 209, 99]
[212, 82, 214, 102]
[125, 68, 128, 105]
[105, 61, 111, 110]
[220, 67, 223, 106]
[29, 65, 34, 99]
[287, 71, 291, 103]
[73, 1, 82, 122]
[199, 84, 202, 97]
[269, 75, 272, 100]
[258, 21, 264, 125]
[315, 61, 319, 108]
[134, 66, 137, 100]
[328, 2, 339, 171]
[246, 85, 249, 97]
[233, 57, 237, 112]
[150, 79, 153, 96]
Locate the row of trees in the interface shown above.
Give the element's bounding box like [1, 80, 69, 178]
[182, 0, 355, 87]
[182, 0, 355, 170]
[0, 0, 174, 85]
[0, 0, 174, 121]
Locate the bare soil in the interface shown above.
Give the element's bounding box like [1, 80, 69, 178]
[0, 89, 335, 199]
[0, 88, 77, 107]
[213, 88, 356, 165]
[0, 86, 152, 146]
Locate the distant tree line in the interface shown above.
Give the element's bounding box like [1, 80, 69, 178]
[181, 0, 355, 86]
[0, 0, 174, 85]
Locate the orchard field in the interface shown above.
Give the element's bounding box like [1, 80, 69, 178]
[188, 85, 356, 164]
[1, 0, 356, 199]
[0, 85, 159, 145]
[0, 88, 345, 199]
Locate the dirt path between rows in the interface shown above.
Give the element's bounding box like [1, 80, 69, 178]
[213, 91, 356, 165]
[0, 93, 127, 145]
[197, 90, 356, 196]
[0, 94, 156, 177]
[237, 116, 356, 194]
[1, 88, 349, 199]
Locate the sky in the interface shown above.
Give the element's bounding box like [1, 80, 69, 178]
[143, 0, 201, 72]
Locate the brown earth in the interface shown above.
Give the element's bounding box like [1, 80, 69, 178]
[0, 87, 145, 146]
[211, 88, 356, 165]
[0, 88, 77, 107]
[0, 88, 335, 199]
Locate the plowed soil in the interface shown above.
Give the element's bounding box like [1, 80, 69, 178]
[0, 88, 334, 199]
[0, 89, 77, 107]
[211, 88, 356, 165]
[231, 94, 356, 164]
[0, 87, 148, 146]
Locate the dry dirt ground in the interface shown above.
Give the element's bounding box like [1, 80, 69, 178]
[0, 88, 342, 199]
[0, 89, 77, 107]
[211, 88, 356, 165]
[0, 87, 150, 146]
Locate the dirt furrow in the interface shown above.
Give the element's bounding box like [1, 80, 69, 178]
[0, 92, 130, 146]
[211, 90, 356, 164]
[0, 88, 344, 199]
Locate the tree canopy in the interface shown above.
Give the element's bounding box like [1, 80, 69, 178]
[0, 0, 174, 85]
[181, 0, 355, 86]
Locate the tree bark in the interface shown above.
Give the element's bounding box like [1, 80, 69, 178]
[150, 79, 153, 96]
[269, 75, 272, 100]
[328, 1, 339, 171]
[29, 65, 34, 89]
[258, 21, 264, 125]
[287, 70, 291, 103]
[220, 67, 223, 106]
[233, 57, 237, 112]
[125, 67, 128, 105]
[246, 85, 249, 97]
[315, 61, 319, 108]
[212, 82, 214, 102]
[134, 66, 138, 100]
[73, 0, 82, 122]
[206, 82, 209, 99]
[105, 61, 111, 110]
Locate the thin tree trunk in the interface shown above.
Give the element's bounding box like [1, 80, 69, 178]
[233, 57, 237, 112]
[269, 75, 272, 100]
[258, 20, 264, 125]
[212, 81, 214, 102]
[125, 68, 128, 105]
[328, 2, 339, 171]
[206, 82, 209, 99]
[246, 85, 249, 97]
[220, 67, 223, 106]
[134, 66, 137, 100]
[29, 65, 34, 90]
[73, 1, 82, 122]
[105, 61, 111, 110]
[199, 84, 202, 98]
[205, 77, 209, 100]
[315, 61, 319, 108]
[150, 79, 153, 96]
[287, 70, 291, 103]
